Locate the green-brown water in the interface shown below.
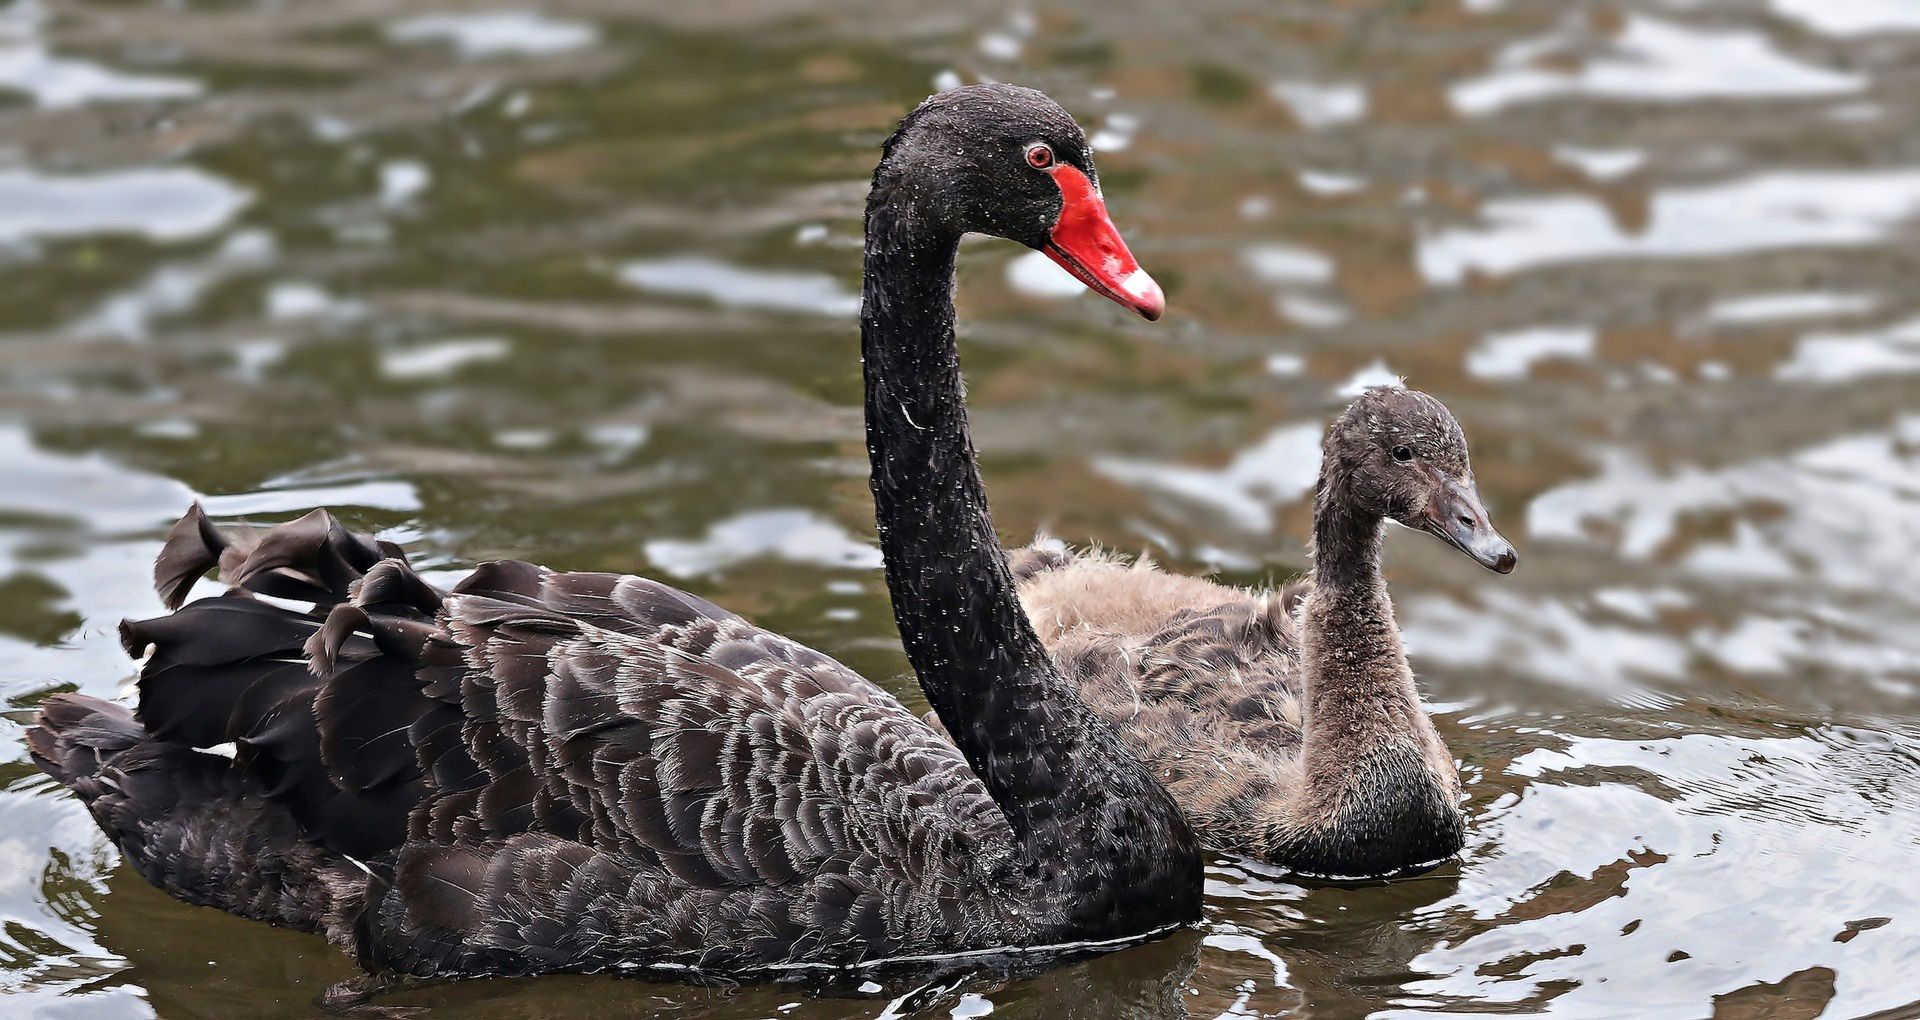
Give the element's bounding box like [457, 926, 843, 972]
[3, 1, 1919, 1017]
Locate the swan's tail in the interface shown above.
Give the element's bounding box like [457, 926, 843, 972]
[25, 692, 143, 787]
[24, 503, 432, 943]
[119, 504, 442, 860]
[27, 693, 366, 941]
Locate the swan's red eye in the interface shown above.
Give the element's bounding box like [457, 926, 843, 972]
[1025, 143, 1054, 169]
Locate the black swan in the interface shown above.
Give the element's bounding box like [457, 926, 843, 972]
[1000, 387, 1516, 879]
[27, 84, 1199, 993]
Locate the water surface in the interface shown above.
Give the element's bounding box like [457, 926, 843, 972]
[2, 1, 1918, 1017]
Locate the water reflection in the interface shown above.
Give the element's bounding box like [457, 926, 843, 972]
[0, 168, 247, 246]
[1704, 289, 1878, 327]
[1404, 728, 1920, 1015]
[388, 10, 599, 60]
[1550, 145, 1644, 182]
[70, 231, 277, 342]
[1417, 169, 1920, 285]
[1780, 315, 1920, 383]
[644, 508, 883, 579]
[380, 336, 513, 380]
[0, 0, 197, 108]
[1268, 79, 1366, 130]
[1449, 14, 1861, 115]
[1771, 0, 1920, 38]
[1096, 423, 1320, 535]
[619, 257, 862, 318]
[1465, 326, 1594, 380]
[2, 0, 1919, 1017]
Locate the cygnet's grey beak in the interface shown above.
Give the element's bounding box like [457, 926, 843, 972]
[1420, 475, 1517, 574]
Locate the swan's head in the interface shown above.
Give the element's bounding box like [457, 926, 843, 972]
[876, 83, 1163, 320]
[1321, 387, 1517, 574]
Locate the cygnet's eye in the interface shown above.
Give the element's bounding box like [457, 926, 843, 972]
[1391, 445, 1415, 463]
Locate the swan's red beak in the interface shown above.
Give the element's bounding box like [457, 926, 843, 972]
[1042, 164, 1164, 321]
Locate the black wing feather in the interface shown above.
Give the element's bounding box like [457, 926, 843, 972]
[38, 507, 1033, 981]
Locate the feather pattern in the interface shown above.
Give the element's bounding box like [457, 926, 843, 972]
[1001, 546, 1321, 857]
[1002, 539, 1467, 876]
[27, 693, 365, 941]
[36, 507, 1062, 980]
[993, 387, 1500, 878]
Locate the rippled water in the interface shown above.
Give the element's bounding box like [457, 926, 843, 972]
[2, 2, 1918, 1017]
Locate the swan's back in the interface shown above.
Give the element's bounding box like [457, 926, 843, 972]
[33, 508, 1029, 981]
[1009, 544, 1313, 853]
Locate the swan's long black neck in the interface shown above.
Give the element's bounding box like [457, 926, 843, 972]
[859, 181, 1198, 934]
